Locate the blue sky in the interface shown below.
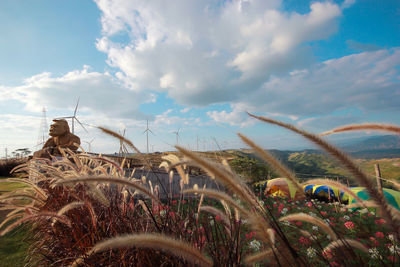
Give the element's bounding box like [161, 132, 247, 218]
[0, 0, 399, 155]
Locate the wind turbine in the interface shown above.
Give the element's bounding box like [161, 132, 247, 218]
[173, 128, 181, 145]
[58, 98, 88, 134]
[84, 138, 95, 153]
[119, 129, 129, 156]
[142, 119, 154, 154]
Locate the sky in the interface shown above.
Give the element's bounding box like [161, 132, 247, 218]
[0, 0, 399, 156]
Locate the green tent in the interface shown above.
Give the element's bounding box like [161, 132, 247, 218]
[344, 187, 400, 210]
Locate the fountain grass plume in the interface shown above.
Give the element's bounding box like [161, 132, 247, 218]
[71, 233, 213, 267]
[53, 176, 160, 204]
[279, 212, 337, 240]
[248, 112, 400, 234]
[176, 145, 261, 211]
[323, 238, 368, 254]
[320, 123, 400, 136]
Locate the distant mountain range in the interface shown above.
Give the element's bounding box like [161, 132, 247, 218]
[266, 135, 400, 159]
[342, 135, 400, 152]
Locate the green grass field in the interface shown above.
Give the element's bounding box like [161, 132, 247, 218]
[0, 177, 30, 267]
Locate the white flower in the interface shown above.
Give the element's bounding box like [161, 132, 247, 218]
[388, 234, 395, 242]
[360, 208, 368, 214]
[326, 235, 331, 240]
[324, 219, 330, 224]
[258, 200, 265, 206]
[312, 226, 319, 231]
[281, 220, 291, 226]
[369, 248, 381, 259]
[281, 208, 288, 215]
[388, 245, 400, 255]
[160, 210, 166, 216]
[343, 215, 350, 221]
[249, 240, 261, 251]
[309, 212, 317, 217]
[295, 201, 299, 204]
[317, 205, 322, 209]
[306, 247, 317, 258]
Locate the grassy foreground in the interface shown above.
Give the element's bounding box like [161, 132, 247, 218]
[0, 177, 29, 267]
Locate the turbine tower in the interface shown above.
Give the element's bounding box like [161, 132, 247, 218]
[119, 129, 128, 157]
[142, 119, 154, 154]
[36, 107, 48, 147]
[58, 98, 88, 134]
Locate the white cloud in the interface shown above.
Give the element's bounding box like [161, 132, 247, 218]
[0, 66, 150, 119]
[207, 104, 255, 128]
[207, 48, 400, 131]
[242, 48, 400, 117]
[94, 0, 342, 106]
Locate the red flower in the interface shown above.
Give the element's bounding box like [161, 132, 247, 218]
[375, 218, 385, 225]
[320, 211, 327, 216]
[344, 221, 354, 229]
[168, 211, 176, 219]
[370, 237, 379, 246]
[375, 232, 384, 238]
[299, 236, 311, 245]
[388, 255, 398, 262]
[323, 249, 333, 260]
[295, 221, 303, 226]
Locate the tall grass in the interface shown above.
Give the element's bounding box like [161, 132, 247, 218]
[0, 118, 399, 266]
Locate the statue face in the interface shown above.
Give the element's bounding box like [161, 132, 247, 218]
[49, 121, 68, 137]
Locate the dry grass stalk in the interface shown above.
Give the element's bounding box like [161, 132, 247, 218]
[1, 212, 72, 236]
[71, 234, 213, 267]
[323, 238, 368, 254]
[196, 184, 207, 221]
[0, 193, 44, 205]
[320, 123, 400, 136]
[176, 146, 259, 210]
[244, 248, 274, 265]
[248, 113, 399, 233]
[87, 184, 111, 207]
[279, 213, 337, 240]
[0, 213, 24, 229]
[385, 179, 400, 192]
[347, 201, 378, 208]
[183, 189, 250, 217]
[54, 176, 160, 203]
[3, 178, 47, 200]
[238, 133, 304, 195]
[200, 206, 231, 226]
[56, 201, 85, 217]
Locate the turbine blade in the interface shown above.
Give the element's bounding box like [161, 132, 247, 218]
[75, 117, 88, 133]
[74, 98, 80, 116]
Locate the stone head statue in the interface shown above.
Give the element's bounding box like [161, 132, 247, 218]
[49, 119, 70, 137]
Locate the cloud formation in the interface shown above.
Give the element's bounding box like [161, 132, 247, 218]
[1, 66, 149, 119]
[94, 0, 343, 106]
[208, 48, 400, 126]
